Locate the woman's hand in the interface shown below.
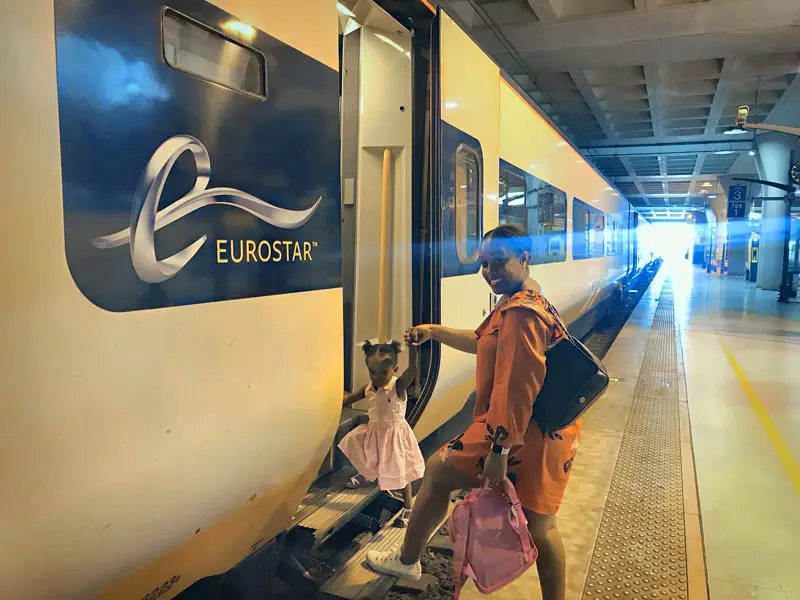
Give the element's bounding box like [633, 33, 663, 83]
[405, 325, 435, 347]
[480, 451, 508, 487]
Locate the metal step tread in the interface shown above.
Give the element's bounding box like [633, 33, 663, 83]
[320, 494, 458, 600]
[290, 466, 363, 529]
[295, 481, 380, 549]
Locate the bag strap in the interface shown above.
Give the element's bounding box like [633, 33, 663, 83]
[540, 299, 572, 342]
[451, 498, 473, 600]
[501, 478, 533, 554]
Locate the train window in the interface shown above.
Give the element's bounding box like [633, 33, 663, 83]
[573, 198, 605, 259]
[455, 144, 482, 264]
[498, 161, 567, 264]
[606, 218, 621, 256]
[589, 210, 605, 258]
[499, 167, 526, 229]
[162, 9, 266, 99]
[572, 199, 589, 260]
[613, 219, 624, 255]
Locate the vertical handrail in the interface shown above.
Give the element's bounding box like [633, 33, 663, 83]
[378, 148, 392, 343]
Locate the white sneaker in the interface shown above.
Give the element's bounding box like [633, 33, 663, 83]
[365, 548, 422, 580]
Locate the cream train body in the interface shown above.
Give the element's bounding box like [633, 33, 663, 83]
[0, 2, 653, 599]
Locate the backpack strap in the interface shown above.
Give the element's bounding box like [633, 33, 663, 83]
[502, 478, 533, 554]
[451, 498, 473, 600]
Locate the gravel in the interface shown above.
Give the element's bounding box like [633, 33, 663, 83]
[385, 524, 455, 600]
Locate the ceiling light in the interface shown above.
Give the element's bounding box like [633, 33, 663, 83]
[715, 150, 735, 155]
[701, 182, 712, 187]
[336, 2, 356, 17]
[749, 150, 756, 156]
[708, 194, 717, 199]
[723, 127, 748, 135]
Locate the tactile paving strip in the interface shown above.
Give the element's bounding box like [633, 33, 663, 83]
[582, 282, 688, 600]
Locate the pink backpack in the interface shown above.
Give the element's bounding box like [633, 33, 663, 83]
[448, 479, 538, 599]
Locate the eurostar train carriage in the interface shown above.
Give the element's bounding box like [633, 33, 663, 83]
[0, 0, 653, 598]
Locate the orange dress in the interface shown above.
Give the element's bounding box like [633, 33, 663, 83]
[437, 289, 582, 515]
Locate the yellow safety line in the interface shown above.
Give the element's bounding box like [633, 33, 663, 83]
[718, 336, 800, 499]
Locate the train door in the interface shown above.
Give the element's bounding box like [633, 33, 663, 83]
[316, 2, 416, 480]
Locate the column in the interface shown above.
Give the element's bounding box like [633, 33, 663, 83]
[755, 132, 791, 291]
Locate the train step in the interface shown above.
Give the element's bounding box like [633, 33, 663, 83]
[293, 473, 381, 551]
[318, 493, 459, 600]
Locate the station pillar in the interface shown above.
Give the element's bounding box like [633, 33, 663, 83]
[754, 132, 791, 291]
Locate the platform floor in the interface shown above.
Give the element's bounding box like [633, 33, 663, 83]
[457, 262, 800, 600]
[679, 265, 800, 599]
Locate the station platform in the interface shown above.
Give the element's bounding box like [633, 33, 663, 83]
[455, 263, 800, 600]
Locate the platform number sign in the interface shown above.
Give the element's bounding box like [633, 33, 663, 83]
[728, 185, 747, 220]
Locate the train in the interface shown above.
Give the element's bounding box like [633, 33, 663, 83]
[0, 1, 654, 599]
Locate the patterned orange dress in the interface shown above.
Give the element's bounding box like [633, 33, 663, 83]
[438, 289, 582, 515]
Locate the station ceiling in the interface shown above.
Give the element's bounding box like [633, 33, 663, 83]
[438, 0, 800, 220]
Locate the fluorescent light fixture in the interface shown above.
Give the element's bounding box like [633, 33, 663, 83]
[708, 194, 717, 199]
[336, 2, 356, 17]
[723, 127, 748, 135]
[715, 150, 735, 155]
[508, 199, 524, 206]
[701, 182, 712, 187]
[749, 150, 756, 156]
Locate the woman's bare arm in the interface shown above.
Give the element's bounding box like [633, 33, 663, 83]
[430, 325, 478, 355]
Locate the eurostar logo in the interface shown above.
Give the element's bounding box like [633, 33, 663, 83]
[92, 135, 322, 283]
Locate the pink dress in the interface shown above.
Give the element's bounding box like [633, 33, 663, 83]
[338, 377, 425, 491]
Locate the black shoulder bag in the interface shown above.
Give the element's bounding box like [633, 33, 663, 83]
[531, 303, 610, 435]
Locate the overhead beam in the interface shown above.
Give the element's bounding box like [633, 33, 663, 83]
[581, 131, 755, 148]
[493, 0, 797, 55]
[617, 156, 648, 203]
[764, 74, 800, 128]
[643, 64, 663, 138]
[568, 70, 616, 139]
[584, 140, 754, 156]
[704, 58, 737, 135]
[525, 0, 559, 22]
[612, 174, 707, 182]
[505, 27, 799, 71]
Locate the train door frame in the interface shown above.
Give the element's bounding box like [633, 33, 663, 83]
[336, 1, 442, 434]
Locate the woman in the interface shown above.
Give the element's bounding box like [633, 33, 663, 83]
[366, 224, 581, 600]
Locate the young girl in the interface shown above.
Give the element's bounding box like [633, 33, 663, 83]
[340, 340, 425, 527]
